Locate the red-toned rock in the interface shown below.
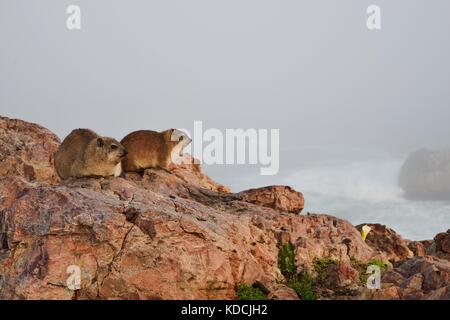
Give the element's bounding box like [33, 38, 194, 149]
[267, 285, 299, 300]
[425, 285, 450, 300]
[372, 286, 402, 300]
[408, 241, 428, 257]
[238, 186, 304, 214]
[0, 175, 274, 299]
[122, 157, 230, 197]
[423, 230, 450, 262]
[171, 155, 231, 193]
[0, 116, 60, 184]
[0, 168, 383, 300]
[373, 256, 450, 300]
[356, 224, 413, 262]
[294, 215, 385, 270]
[0, 171, 377, 300]
[0, 117, 448, 300]
[402, 273, 424, 291]
[322, 263, 359, 288]
[257, 279, 299, 300]
[434, 230, 450, 254]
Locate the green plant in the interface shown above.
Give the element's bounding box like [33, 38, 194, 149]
[289, 272, 318, 300]
[313, 257, 336, 273]
[236, 283, 268, 300]
[350, 258, 369, 285]
[350, 257, 388, 285]
[312, 257, 338, 286]
[277, 243, 319, 300]
[278, 242, 297, 278]
[367, 259, 388, 272]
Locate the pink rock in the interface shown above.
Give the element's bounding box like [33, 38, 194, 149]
[356, 223, 414, 262]
[0, 116, 60, 184]
[0, 117, 448, 301]
[238, 185, 304, 214]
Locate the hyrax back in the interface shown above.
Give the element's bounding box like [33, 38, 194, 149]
[121, 129, 191, 173]
[55, 129, 127, 179]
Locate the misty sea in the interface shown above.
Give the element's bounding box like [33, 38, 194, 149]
[282, 157, 450, 241]
[210, 147, 450, 241]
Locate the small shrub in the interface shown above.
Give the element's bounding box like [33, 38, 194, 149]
[351, 257, 388, 285]
[350, 258, 368, 285]
[289, 272, 318, 300]
[313, 257, 337, 278]
[278, 242, 297, 278]
[236, 284, 268, 300]
[367, 259, 388, 272]
[277, 243, 319, 300]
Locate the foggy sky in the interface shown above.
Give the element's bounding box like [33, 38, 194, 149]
[1, 0, 450, 186]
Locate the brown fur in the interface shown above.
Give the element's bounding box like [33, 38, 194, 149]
[55, 129, 127, 179]
[121, 129, 191, 172]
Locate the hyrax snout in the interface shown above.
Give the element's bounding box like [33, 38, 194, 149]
[120, 129, 192, 173]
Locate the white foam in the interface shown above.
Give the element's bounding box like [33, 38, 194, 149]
[282, 157, 450, 240]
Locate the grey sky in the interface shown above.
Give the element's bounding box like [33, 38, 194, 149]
[1, 0, 450, 187]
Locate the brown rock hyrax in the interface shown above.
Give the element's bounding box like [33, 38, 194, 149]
[120, 129, 192, 172]
[55, 129, 127, 180]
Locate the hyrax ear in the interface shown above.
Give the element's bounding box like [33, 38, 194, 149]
[97, 138, 104, 147]
[168, 129, 176, 141]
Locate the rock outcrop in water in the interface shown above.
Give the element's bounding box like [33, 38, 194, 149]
[399, 148, 450, 201]
[0, 116, 449, 300]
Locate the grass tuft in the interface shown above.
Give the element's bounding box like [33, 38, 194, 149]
[236, 283, 268, 300]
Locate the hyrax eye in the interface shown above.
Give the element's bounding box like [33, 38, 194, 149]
[111, 145, 118, 150]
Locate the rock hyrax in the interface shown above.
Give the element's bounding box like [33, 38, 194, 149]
[120, 129, 192, 172]
[55, 129, 127, 180]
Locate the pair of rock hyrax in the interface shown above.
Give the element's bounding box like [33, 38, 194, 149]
[55, 128, 191, 180]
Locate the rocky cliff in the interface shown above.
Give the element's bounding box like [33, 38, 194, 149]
[0, 116, 449, 300]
